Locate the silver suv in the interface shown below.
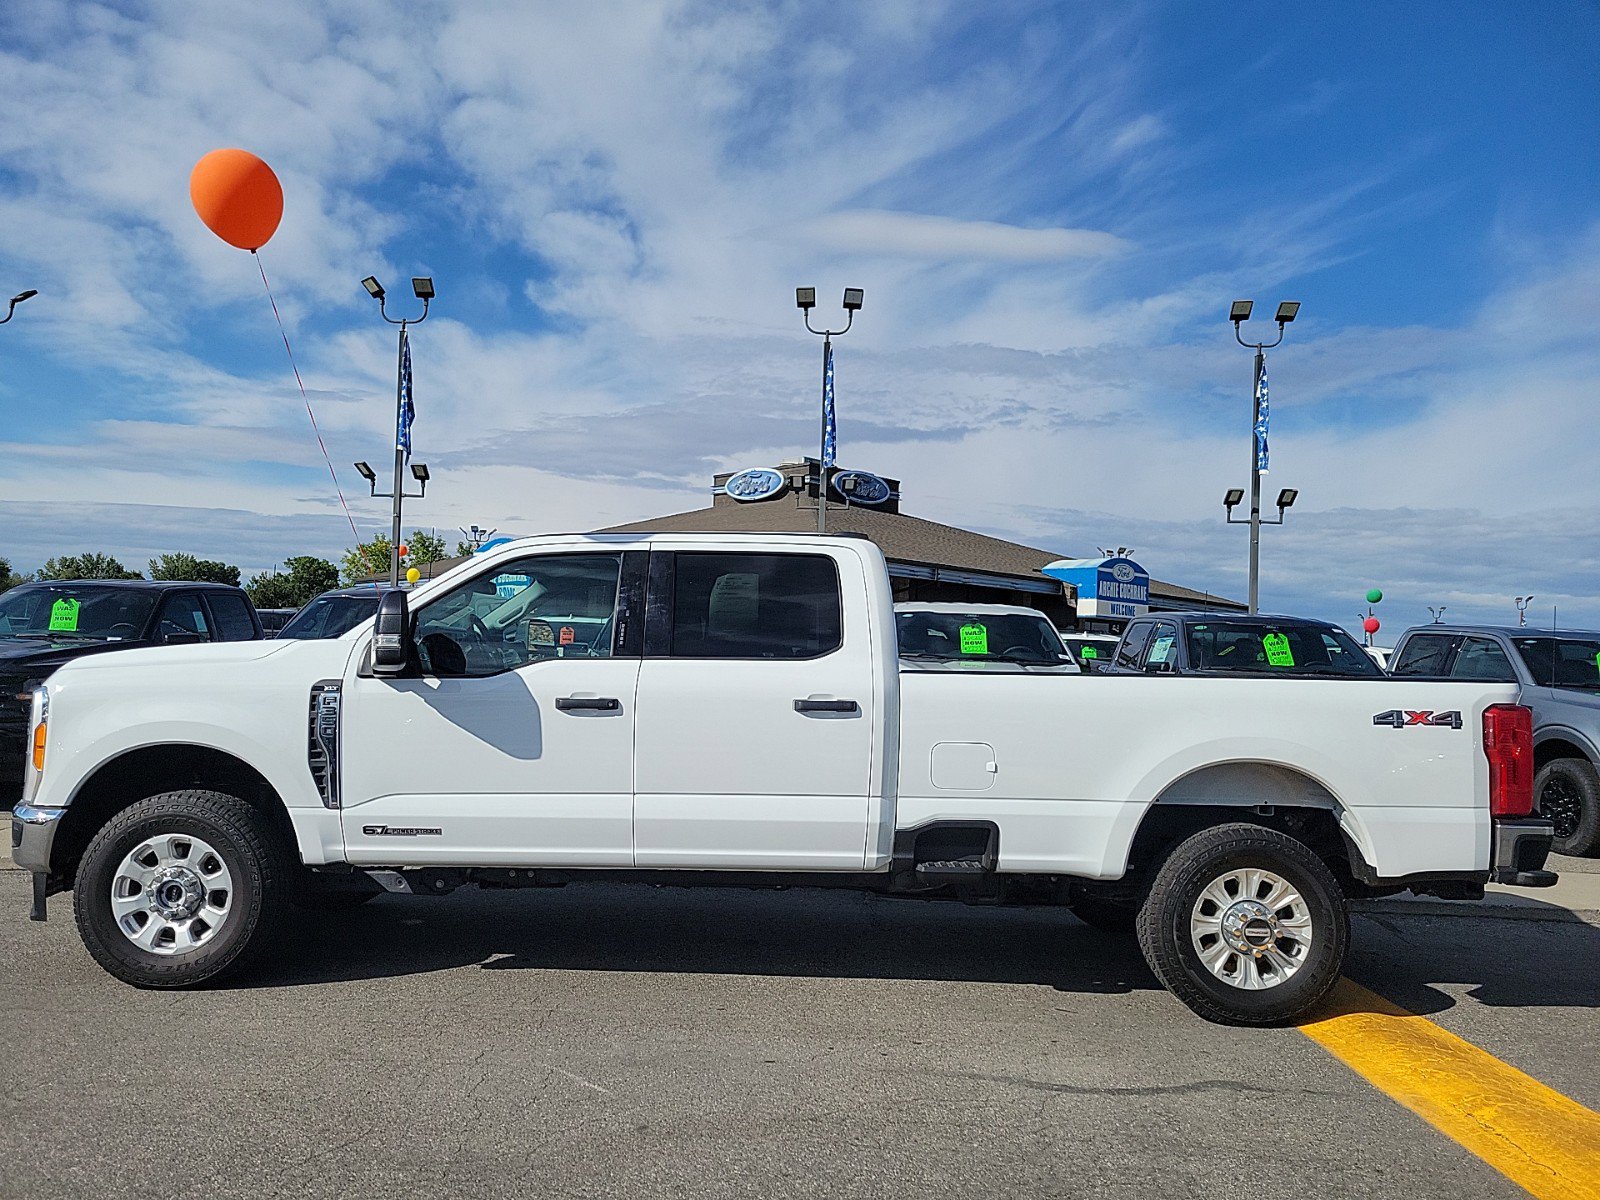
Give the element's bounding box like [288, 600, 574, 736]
[1390, 624, 1600, 856]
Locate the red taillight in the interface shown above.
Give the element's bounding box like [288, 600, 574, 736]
[1483, 703, 1534, 818]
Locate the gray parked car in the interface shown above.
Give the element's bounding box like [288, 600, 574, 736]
[1390, 624, 1600, 856]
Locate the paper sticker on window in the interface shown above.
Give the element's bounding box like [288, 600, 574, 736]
[1081, 646, 1099, 659]
[1262, 632, 1296, 667]
[49, 598, 80, 632]
[1148, 635, 1175, 665]
[959, 623, 989, 654]
[558, 625, 575, 646]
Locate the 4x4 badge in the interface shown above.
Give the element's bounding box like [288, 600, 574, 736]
[1372, 709, 1462, 730]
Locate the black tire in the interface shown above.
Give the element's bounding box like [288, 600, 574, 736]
[73, 790, 290, 988]
[1535, 758, 1600, 857]
[1136, 823, 1347, 1026]
[1068, 894, 1139, 935]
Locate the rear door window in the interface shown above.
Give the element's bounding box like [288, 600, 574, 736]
[1391, 634, 1460, 676]
[665, 553, 841, 659]
[1115, 622, 1154, 670]
[1450, 637, 1517, 682]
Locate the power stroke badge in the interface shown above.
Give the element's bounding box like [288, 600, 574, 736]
[362, 824, 443, 837]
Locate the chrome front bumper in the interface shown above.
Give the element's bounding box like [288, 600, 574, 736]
[11, 803, 66, 921]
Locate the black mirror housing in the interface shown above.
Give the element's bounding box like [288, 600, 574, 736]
[372, 590, 411, 675]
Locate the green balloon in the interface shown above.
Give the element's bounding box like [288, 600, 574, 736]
[1365, 588, 1384, 604]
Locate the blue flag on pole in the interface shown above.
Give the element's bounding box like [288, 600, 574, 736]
[822, 339, 837, 468]
[397, 328, 414, 459]
[1253, 357, 1269, 473]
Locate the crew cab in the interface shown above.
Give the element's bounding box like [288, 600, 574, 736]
[0, 580, 261, 805]
[11, 534, 1555, 1025]
[1391, 623, 1600, 856]
[1100, 612, 1383, 679]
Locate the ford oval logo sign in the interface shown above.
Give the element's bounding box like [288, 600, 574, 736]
[831, 470, 892, 505]
[723, 467, 786, 502]
[1111, 562, 1137, 583]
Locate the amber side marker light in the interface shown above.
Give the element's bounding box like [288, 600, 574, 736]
[32, 721, 47, 772]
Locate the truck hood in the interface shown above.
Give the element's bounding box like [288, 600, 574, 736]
[0, 636, 159, 674]
[48, 638, 298, 677]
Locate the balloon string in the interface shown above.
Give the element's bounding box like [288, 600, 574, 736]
[254, 252, 364, 548]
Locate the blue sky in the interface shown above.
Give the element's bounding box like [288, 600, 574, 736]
[1, 0, 1597, 638]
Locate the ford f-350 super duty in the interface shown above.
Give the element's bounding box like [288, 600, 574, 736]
[11, 534, 1556, 1024]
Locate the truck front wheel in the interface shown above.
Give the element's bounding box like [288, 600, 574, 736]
[1137, 823, 1347, 1026]
[73, 790, 290, 988]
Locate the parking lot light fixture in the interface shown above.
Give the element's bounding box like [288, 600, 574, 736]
[797, 285, 864, 534]
[1227, 301, 1302, 613]
[410, 462, 430, 495]
[1224, 488, 1245, 510]
[1, 288, 37, 325]
[353, 460, 377, 486]
[360, 271, 434, 585]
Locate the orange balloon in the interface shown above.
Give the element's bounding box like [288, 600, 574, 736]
[189, 149, 283, 251]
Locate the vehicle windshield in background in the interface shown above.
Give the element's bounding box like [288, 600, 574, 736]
[1183, 622, 1382, 677]
[0, 584, 158, 641]
[896, 611, 1067, 664]
[1510, 636, 1600, 691]
[277, 593, 383, 640]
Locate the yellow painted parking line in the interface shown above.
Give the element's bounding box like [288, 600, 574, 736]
[1300, 979, 1600, 1199]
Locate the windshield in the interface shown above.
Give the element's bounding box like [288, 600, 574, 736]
[278, 593, 383, 640]
[1510, 636, 1600, 691]
[896, 610, 1069, 664]
[1184, 621, 1382, 677]
[0, 584, 158, 641]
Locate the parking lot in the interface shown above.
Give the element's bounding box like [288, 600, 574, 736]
[3, 857, 1596, 1199]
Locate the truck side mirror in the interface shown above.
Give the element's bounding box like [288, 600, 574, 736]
[372, 590, 411, 676]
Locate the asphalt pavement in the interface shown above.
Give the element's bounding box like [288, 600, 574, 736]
[2, 863, 1596, 1199]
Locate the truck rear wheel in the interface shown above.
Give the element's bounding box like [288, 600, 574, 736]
[73, 790, 289, 989]
[1137, 823, 1347, 1026]
[1535, 758, 1600, 857]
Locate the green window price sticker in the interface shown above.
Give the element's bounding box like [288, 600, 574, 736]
[1081, 646, 1099, 659]
[49, 598, 81, 632]
[1261, 632, 1295, 667]
[959, 622, 989, 655]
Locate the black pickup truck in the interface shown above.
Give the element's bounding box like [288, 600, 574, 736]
[0, 580, 262, 804]
[1097, 612, 1384, 678]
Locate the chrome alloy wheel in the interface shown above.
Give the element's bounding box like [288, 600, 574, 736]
[110, 834, 234, 955]
[1189, 867, 1314, 991]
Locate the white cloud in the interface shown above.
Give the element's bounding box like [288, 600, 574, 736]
[794, 211, 1129, 263]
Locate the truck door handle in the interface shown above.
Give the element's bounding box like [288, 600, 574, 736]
[794, 698, 859, 713]
[556, 696, 621, 712]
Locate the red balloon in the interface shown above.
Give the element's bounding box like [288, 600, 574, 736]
[189, 149, 283, 251]
[1363, 616, 1381, 634]
[397, 543, 408, 558]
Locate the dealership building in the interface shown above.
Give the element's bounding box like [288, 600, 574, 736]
[596, 459, 1241, 632]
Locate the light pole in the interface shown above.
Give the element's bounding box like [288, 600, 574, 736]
[1225, 299, 1300, 613]
[1515, 595, 1534, 628]
[1429, 606, 1448, 624]
[359, 275, 434, 586]
[0, 289, 37, 325]
[795, 286, 863, 534]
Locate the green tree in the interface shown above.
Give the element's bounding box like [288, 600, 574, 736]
[245, 556, 339, 609]
[341, 535, 392, 584]
[341, 531, 449, 583]
[36, 553, 141, 581]
[406, 531, 448, 565]
[148, 552, 241, 587]
[0, 557, 32, 594]
[454, 540, 476, 558]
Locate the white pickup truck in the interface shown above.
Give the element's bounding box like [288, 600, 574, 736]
[12, 533, 1556, 1024]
